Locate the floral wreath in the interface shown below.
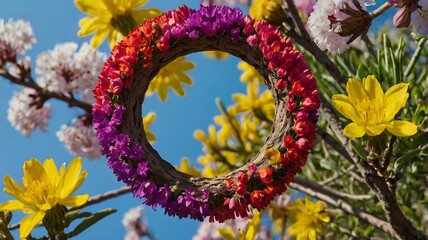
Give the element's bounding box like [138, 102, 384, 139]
[92, 4, 320, 222]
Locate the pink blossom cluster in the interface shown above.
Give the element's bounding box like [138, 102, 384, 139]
[122, 206, 150, 240]
[56, 117, 102, 160]
[7, 88, 51, 137]
[35, 42, 107, 103]
[0, 19, 35, 67]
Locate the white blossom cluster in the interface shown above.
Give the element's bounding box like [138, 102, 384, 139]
[0, 19, 35, 67]
[35, 42, 107, 103]
[56, 117, 102, 160]
[413, 0, 428, 36]
[122, 206, 150, 240]
[308, 0, 367, 53]
[7, 88, 51, 137]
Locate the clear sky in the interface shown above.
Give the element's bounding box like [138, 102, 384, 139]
[0, 1, 397, 239]
[0, 1, 249, 239]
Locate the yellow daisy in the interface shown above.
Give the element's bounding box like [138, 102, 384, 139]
[75, 0, 162, 48]
[331, 75, 418, 138]
[0, 157, 88, 239]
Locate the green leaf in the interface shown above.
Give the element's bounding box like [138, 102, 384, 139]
[64, 209, 92, 228]
[67, 208, 117, 237]
[350, 139, 368, 161]
[393, 148, 421, 173]
[320, 158, 338, 171]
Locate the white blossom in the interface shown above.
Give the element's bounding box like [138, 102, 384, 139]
[413, 0, 428, 36]
[35, 42, 107, 103]
[7, 88, 51, 137]
[56, 117, 102, 160]
[308, 0, 367, 53]
[122, 206, 149, 240]
[0, 19, 35, 66]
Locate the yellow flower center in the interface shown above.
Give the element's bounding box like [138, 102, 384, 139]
[26, 180, 54, 205]
[296, 209, 318, 229]
[354, 97, 385, 125]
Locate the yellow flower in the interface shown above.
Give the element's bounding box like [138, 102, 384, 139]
[176, 158, 201, 177]
[229, 82, 274, 121]
[204, 51, 228, 60]
[214, 113, 240, 146]
[0, 157, 89, 239]
[75, 0, 162, 48]
[249, 0, 284, 25]
[218, 210, 262, 240]
[237, 61, 264, 85]
[264, 148, 281, 165]
[286, 196, 330, 240]
[146, 56, 195, 101]
[142, 111, 156, 142]
[331, 75, 418, 138]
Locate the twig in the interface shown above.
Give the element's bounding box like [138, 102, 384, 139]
[369, 2, 393, 19]
[318, 165, 355, 185]
[283, 0, 311, 41]
[0, 70, 92, 113]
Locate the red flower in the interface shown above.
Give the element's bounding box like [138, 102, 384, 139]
[258, 167, 274, 184]
[294, 120, 317, 137]
[236, 182, 247, 196]
[250, 190, 266, 210]
[302, 90, 320, 110]
[225, 178, 234, 189]
[291, 81, 306, 97]
[237, 172, 249, 184]
[276, 79, 287, 90]
[283, 135, 296, 149]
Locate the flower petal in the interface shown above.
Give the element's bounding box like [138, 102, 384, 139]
[3, 176, 34, 207]
[59, 194, 89, 207]
[366, 124, 386, 136]
[20, 211, 45, 239]
[346, 78, 366, 105]
[384, 83, 409, 121]
[75, 0, 108, 16]
[363, 75, 384, 100]
[384, 120, 418, 137]
[0, 200, 26, 211]
[331, 94, 362, 123]
[42, 158, 59, 183]
[23, 159, 48, 188]
[78, 17, 108, 37]
[60, 157, 84, 199]
[129, 0, 148, 9]
[90, 28, 110, 48]
[343, 123, 366, 138]
[318, 212, 331, 222]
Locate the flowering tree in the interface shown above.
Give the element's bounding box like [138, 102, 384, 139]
[0, 0, 427, 240]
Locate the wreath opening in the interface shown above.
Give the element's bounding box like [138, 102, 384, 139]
[92, 4, 320, 222]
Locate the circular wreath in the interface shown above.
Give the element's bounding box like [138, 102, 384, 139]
[92, 4, 320, 222]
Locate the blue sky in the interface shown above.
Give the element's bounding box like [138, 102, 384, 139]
[0, 1, 250, 239]
[0, 1, 397, 239]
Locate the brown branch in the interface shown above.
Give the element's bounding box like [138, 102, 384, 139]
[0, 69, 92, 114]
[290, 177, 398, 238]
[320, 96, 427, 240]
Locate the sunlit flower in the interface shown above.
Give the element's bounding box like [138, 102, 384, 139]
[176, 158, 202, 177]
[331, 75, 418, 138]
[237, 61, 264, 84]
[142, 111, 156, 142]
[286, 196, 330, 240]
[229, 82, 274, 121]
[146, 56, 195, 101]
[214, 113, 240, 146]
[0, 157, 89, 239]
[249, 0, 284, 25]
[218, 211, 263, 240]
[75, 0, 162, 48]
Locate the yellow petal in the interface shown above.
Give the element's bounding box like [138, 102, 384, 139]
[131, 9, 163, 24]
[20, 211, 45, 239]
[218, 227, 236, 240]
[129, 0, 148, 9]
[23, 159, 48, 188]
[384, 121, 418, 137]
[74, 0, 109, 16]
[318, 212, 331, 223]
[362, 75, 384, 100]
[245, 211, 262, 240]
[60, 157, 83, 198]
[331, 94, 362, 123]
[78, 17, 108, 37]
[366, 124, 386, 136]
[384, 83, 409, 121]
[157, 83, 168, 101]
[90, 28, 110, 48]
[0, 200, 26, 211]
[59, 194, 89, 207]
[107, 28, 122, 48]
[43, 158, 59, 183]
[343, 123, 366, 138]
[346, 78, 366, 105]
